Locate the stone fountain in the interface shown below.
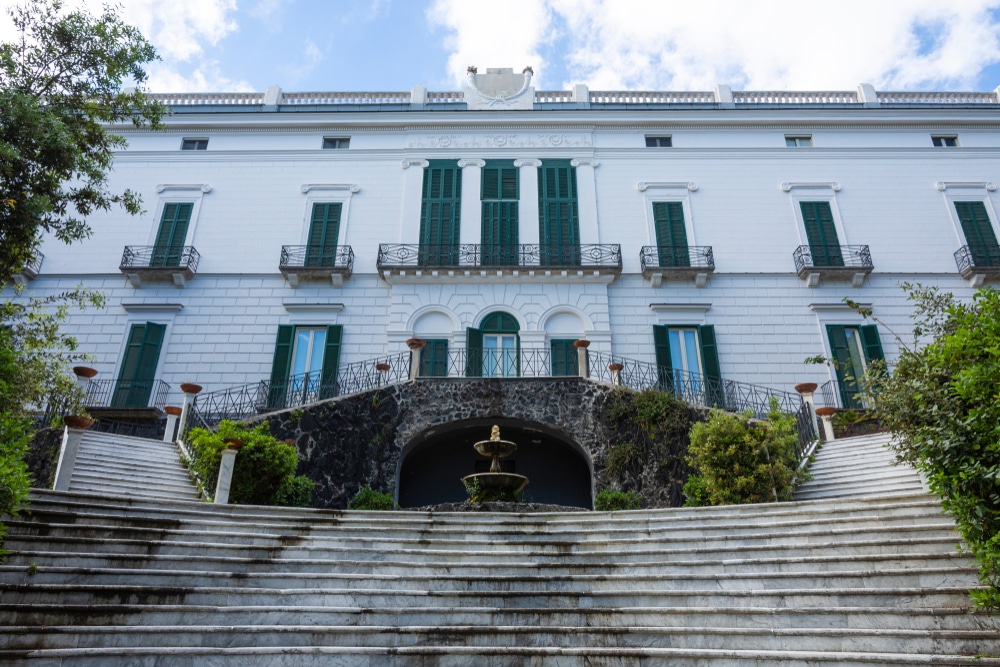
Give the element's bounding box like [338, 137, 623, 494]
[461, 425, 529, 500]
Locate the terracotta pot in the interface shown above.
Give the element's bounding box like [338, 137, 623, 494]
[405, 338, 426, 350]
[72, 366, 98, 379]
[63, 415, 94, 430]
[375, 362, 391, 372]
[608, 363, 624, 372]
[222, 438, 245, 450]
[164, 406, 183, 416]
[794, 382, 819, 394]
[573, 339, 591, 349]
[815, 407, 837, 417]
[180, 383, 203, 395]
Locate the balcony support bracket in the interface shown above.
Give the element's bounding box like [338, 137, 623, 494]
[695, 272, 710, 288]
[126, 273, 143, 288]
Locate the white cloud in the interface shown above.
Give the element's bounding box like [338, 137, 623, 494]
[428, 0, 555, 87]
[145, 61, 253, 94]
[430, 0, 1000, 91]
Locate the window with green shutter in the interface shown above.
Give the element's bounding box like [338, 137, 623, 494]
[305, 203, 342, 267]
[652, 324, 723, 407]
[268, 324, 343, 408]
[419, 160, 462, 266]
[538, 160, 580, 265]
[652, 202, 690, 267]
[152, 203, 193, 267]
[800, 201, 844, 267]
[476, 312, 520, 377]
[481, 160, 519, 266]
[113, 322, 166, 408]
[550, 339, 579, 377]
[827, 324, 882, 409]
[954, 201, 1000, 267]
[420, 339, 449, 377]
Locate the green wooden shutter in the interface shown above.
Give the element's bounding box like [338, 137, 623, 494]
[268, 325, 295, 408]
[153, 203, 193, 267]
[826, 325, 861, 409]
[114, 322, 165, 407]
[420, 339, 449, 377]
[538, 160, 580, 265]
[465, 327, 483, 378]
[859, 325, 884, 363]
[652, 202, 689, 267]
[481, 160, 519, 266]
[550, 339, 579, 377]
[955, 201, 1000, 266]
[653, 324, 673, 391]
[698, 325, 724, 408]
[319, 325, 343, 398]
[306, 203, 342, 267]
[419, 160, 462, 265]
[800, 202, 844, 267]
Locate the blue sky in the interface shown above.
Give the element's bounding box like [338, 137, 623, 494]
[3, 0, 1000, 93]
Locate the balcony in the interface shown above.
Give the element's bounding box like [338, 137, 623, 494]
[120, 246, 200, 287]
[83, 378, 171, 420]
[954, 245, 1000, 286]
[376, 243, 622, 283]
[279, 245, 355, 286]
[640, 245, 715, 287]
[793, 245, 873, 287]
[12, 252, 43, 285]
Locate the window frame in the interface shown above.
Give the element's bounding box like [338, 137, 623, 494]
[785, 185, 849, 248]
[180, 138, 208, 151]
[931, 135, 959, 147]
[641, 184, 698, 249]
[322, 137, 350, 150]
[645, 135, 673, 148]
[785, 135, 813, 147]
[145, 187, 210, 249]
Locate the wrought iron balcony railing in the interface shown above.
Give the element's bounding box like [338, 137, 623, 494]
[419, 347, 583, 379]
[21, 252, 43, 280]
[377, 244, 622, 274]
[955, 244, 1000, 279]
[84, 378, 171, 411]
[793, 245, 873, 286]
[640, 245, 715, 286]
[279, 245, 355, 285]
[120, 245, 201, 286]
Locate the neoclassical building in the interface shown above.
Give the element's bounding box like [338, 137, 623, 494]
[11, 68, 1000, 429]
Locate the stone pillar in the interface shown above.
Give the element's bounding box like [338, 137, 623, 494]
[53, 416, 93, 491]
[574, 339, 591, 379]
[857, 82, 880, 108]
[400, 159, 429, 244]
[458, 158, 484, 263]
[609, 363, 624, 386]
[214, 440, 242, 504]
[794, 382, 820, 439]
[571, 158, 600, 244]
[815, 407, 837, 441]
[714, 84, 735, 109]
[514, 159, 541, 252]
[406, 338, 426, 380]
[375, 362, 391, 386]
[178, 383, 203, 439]
[163, 406, 182, 443]
[572, 84, 590, 105]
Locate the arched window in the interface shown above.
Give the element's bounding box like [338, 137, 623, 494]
[467, 312, 520, 377]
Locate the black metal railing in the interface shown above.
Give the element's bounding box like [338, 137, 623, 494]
[793, 244, 872, 271]
[588, 351, 816, 456]
[120, 245, 201, 272]
[423, 347, 583, 379]
[83, 378, 172, 410]
[377, 243, 622, 271]
[90, 418, 167, 440]
[279, 245, 355, 273]
[818, 379, 870, 410]
[639, 245, 715, 271]
[22, 252, 44, 279]
[955, 244, 1000, 274]
[190, 352, 410, 429]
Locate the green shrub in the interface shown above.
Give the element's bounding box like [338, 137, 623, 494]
[348, 484, 396, 510]
[185, 421, 313, 507]
[461, 477, 520, 504]
[604, 442, 641, 478]
[680, 475, 711, 507]
[684, 399, 799, 506]
[594, 489, 642, 511]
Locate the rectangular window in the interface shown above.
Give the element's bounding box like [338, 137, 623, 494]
[152, 203, 193, 267]
[269, 324, 342, 408]
[954, 201, 1000, 267]
[305, 203, 342, 267]
[785, 135, 812, 147]
[932, 135, 958, 147]
[181, 138, 208, 150]
[652, 201, 690, 267]
[481, 160, 519, 266]
[653, 324, 723, 407]
[113, 322, 165, 408]
[419, 339, 449, 377]
[827, 324, 883, 409]
[550, 339, 579, 377]
[538, 159, 580, 265]
[645, 136, 672, 147]
[419, 160, 462, 266]
[322, 137, 350, 149]
[800, 201, 844, 267]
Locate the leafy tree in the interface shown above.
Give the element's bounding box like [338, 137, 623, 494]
[0, 0, 164, 279]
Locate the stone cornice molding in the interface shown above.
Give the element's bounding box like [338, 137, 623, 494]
[457, 158, 486, 168]
[935, 181, 997, 192]
[781, 181, 841, 192]
[121, 302, 184, 313]
[401, 158, 429, 169]
[570, 157, 599, 168]
[155, 183, 212, 194]
[299, 183, 360, 194]
[649, 303, 712, 313]
[637, 181, 698, 192]
[513, 158, 542, 167]
[808, 302, 872, 312]
[282, 301, 345, 313]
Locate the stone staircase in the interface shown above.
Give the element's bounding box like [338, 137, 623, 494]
[794, 432, 927, 500]
[1, 432, 998, 665]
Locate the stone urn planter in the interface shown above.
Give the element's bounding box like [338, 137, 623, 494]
[815, 407, 837, 418]
[608, 363, 624, 372]
[63, 415, 94, 430]
[405, 338, 426, 350]
[164, 406, 183, 416]
[180, 383, 203, 395]
[573, 339, 591, 348]
[794, 382, 819, 394]
[72, 366, 98, 380]
[375, 362, 391, 372]
[222, 438, 245, 451]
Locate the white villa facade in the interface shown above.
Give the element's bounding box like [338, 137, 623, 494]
[10, 69, 1000, 417]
